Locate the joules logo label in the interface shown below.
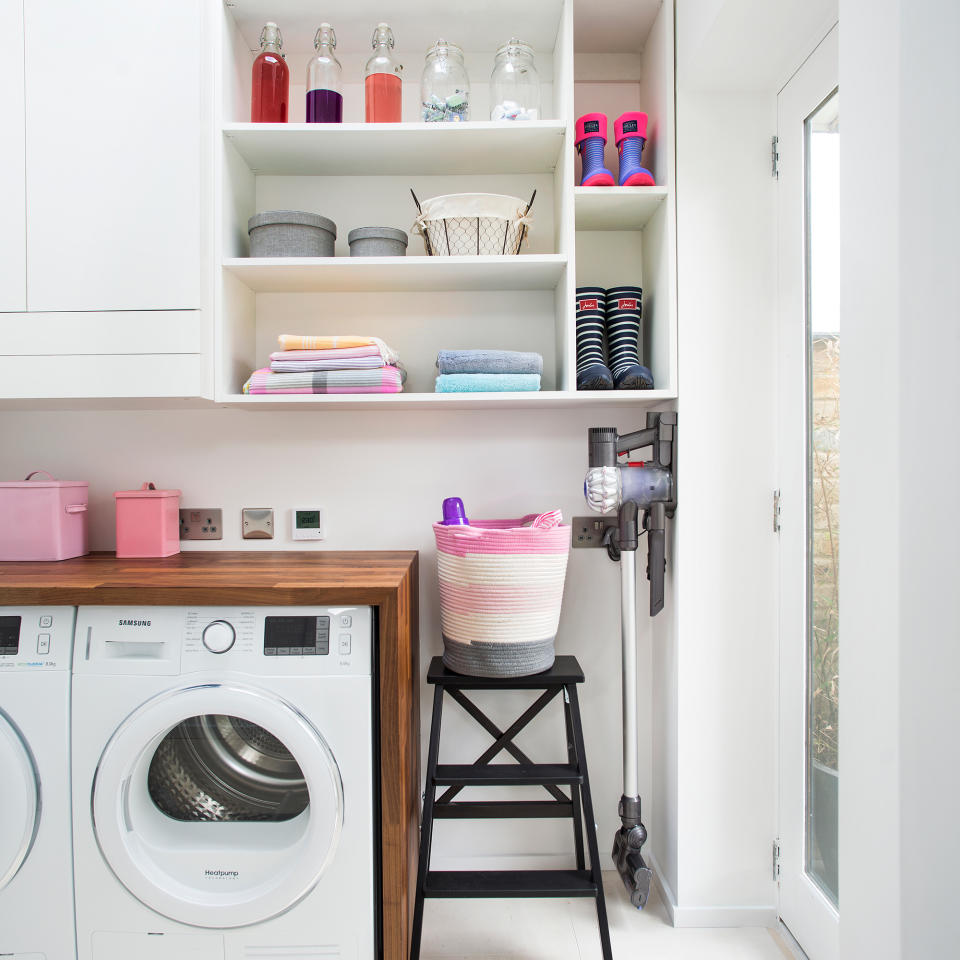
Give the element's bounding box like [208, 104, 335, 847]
[204, 869, 239, 879]
[118, 619, 152, 627]
[617, 299, 638, 310]
[578, 299, 600, 311]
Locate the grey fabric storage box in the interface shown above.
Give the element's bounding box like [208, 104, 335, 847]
[248, 210, 337, 257]
[347, 226, 408, 257]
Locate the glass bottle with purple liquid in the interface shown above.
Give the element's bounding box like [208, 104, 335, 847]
[306, 23, 343, 123]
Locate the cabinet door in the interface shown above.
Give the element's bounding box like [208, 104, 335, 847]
[0, 0, 26, 312]
[23, 0, 202, 312]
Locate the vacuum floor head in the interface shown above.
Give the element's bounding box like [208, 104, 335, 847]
[612, 826, 653, 909]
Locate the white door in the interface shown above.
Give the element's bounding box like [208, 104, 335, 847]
[0, 0, 26, 312]
[777, 23, 840, 960]
[23, 0, 203, 312]
[92, 682, 343, 928]
[0, 710, 39, 891]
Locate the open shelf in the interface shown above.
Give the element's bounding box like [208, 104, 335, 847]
[223, 122, 567, 176]
[219, 389, 676, 410]
[574, 186, 669, 231]
[223, 256, 567, 293]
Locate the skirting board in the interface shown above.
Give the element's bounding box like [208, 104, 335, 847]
[646, 851, 778, 929]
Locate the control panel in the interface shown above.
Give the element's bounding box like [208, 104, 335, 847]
[0, 607, 76, 672]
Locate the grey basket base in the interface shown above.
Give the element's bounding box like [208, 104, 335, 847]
[442, 636, 556, 678]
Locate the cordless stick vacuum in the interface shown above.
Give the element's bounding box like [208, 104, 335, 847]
[583, 411, 677, 908]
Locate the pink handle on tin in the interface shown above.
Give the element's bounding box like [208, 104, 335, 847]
[24, 469, 56, 481]
[65, 503, 87, 514]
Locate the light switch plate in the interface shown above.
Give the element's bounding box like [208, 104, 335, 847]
[179, 508, 223, 540]
[242, 507, 274, 539]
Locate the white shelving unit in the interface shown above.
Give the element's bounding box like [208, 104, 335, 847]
[214, 0, 677, 409]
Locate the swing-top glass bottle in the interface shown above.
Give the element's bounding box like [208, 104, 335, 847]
[306, 23, 343, 122]
[365, 22, 403, 122]
[251, 21, 289, 123]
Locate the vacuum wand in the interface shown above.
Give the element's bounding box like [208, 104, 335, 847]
[583, 412, 676, 909]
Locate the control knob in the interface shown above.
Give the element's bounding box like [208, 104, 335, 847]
[202, 620, 236, 654]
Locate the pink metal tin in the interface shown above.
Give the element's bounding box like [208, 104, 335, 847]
[0, 470, 89, 561]
[114, 482, 181, 558]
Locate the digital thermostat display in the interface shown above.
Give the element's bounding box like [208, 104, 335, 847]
[296, 510, 320, 529]
[291, 507, 326, 541]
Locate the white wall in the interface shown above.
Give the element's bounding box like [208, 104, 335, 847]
[841, 0, 960, 956]
[0, 405, 661, 870]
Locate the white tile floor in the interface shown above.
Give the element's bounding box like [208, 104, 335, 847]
[420, 872, 793, 960]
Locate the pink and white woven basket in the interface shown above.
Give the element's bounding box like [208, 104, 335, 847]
[433, 513, 570, 677]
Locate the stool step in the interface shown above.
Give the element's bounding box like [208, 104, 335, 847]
[433, 763, 582, 786]
[433, 800, 575, 819]
[424, 870, 597, 898]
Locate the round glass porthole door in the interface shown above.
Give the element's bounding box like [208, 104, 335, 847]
[0, 710, 40, 892]
[92, 684, 343, 928]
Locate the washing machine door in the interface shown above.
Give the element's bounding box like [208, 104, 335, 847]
[0, 709, 40, 892]
[91, 682, 344, 928]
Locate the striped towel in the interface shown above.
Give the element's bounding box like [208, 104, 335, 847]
[243, 366, 406, 394]
[435, 373, 541, 393]
[270, 346, 387, 361]
[271, 357, 386, 372]
[277, 335, 397, 364]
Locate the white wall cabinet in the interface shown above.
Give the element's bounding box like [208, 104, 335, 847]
[0, 0, 208, 400]
[0, 0, 26, 313]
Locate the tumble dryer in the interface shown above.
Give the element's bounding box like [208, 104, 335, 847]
[0, 606, 76, 960]
[71, 606, 376, 960]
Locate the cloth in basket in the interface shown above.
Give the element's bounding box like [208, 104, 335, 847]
[434, 513, 570, 677]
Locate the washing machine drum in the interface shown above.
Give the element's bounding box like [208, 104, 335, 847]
[92, 683, 343, 929]
[0, 710, 39, 892]
[148, 714, 308, 821]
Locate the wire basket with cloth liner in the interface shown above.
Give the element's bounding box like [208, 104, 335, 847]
[433, 510, 569, 677]
[148, 714, 309, 822]
[411, 189, 535, 256]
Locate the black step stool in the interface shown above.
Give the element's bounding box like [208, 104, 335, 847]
[409, 655, 612, 960]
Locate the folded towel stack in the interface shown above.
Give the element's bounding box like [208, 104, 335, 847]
[243, 335, 406, 395]
[435, 349, 543, 393]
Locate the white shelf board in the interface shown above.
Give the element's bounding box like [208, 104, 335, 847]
[574, 186, 669, 231]
[223, 255, 567, 293]
[223, 122, 567, 176]
[219, 390, 676, 410]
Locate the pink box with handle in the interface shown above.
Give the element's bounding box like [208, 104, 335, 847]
[0, 470, 89, 561]
[114, 482, 181, 558]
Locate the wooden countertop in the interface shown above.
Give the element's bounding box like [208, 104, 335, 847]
[0, 550, 418, 605]
[0, 549, 421, 960]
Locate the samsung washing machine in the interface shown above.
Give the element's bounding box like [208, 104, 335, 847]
[71, 606, 376, 960]
[0, 606, 77, 960]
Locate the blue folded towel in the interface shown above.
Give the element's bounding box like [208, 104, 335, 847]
[436, 349, 543, 376]
[435, 373, 542, 393]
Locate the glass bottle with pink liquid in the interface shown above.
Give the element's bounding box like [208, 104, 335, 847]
[306, 23, 343, 123]
[364, 22, 403, 122]
[251, 21, 289, 122]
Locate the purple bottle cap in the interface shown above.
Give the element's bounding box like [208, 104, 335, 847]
[441, 497, 469, 525]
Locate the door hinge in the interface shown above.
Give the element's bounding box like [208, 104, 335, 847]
[773, 838, 781, 880]
[773, 489, 781, 533]
[771, 135, 779, 178]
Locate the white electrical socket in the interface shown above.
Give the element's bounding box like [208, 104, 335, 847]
[291, 507, 326, 541]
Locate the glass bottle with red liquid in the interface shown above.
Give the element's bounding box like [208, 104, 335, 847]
[251, 21, 289, 123]
[306, 23, 342, 122]
[365, 23, 402, 122]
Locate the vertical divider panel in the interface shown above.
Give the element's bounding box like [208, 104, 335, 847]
[554, 0, 576, 391]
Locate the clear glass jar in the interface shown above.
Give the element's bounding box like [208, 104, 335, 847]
[420, 40, 470, 122]
[306, 23, 342, 123]
[490, 38, 540, 121]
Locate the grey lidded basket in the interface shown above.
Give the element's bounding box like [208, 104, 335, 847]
[248, 210, 337, 257]
[347, 226, 408, 257]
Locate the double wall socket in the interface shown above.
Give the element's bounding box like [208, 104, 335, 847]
[571, 516, 619, 548]
[179, 509, 223, 540]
